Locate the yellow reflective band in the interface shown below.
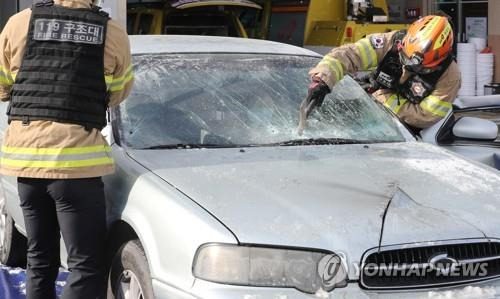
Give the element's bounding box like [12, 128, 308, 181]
[107, 65, 134, 92]
[110, 72, 133, 92]
[420, 95, 452, 117]
[0, 66, 14, 86]
[0, 157, 114, 168]
[384, 94, 408, 114]
[318, 56, 344, 81]
[421, 17, 441, 40]
[1, 145, 112, 155]
[355, 38, 378, 70]
[434, 23, 452, 50]
[393, 99, 408, 114]
[0, 77, 11, 85]
[105, 75, 113, 84]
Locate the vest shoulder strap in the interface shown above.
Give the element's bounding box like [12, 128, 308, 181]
[401, 55, 454, 102]
[370, 32, 406, 90]
[391, 30, 407, 51]
[91, 5, 110, 18]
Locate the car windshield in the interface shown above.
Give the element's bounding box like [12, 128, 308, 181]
[115, 54, 411, 149]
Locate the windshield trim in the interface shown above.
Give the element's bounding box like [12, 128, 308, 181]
[132, 52, 322, 59]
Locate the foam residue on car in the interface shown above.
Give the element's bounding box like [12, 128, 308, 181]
[426, 285, 498, 299]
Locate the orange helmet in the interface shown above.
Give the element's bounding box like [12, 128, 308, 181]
[400, 16, 454, 69]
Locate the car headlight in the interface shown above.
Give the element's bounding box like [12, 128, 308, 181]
[193, 243, 348, 294]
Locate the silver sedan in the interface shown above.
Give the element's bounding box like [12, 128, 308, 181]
[2, 35, 500, 299]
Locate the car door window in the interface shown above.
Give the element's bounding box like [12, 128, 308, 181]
[127, 13, 137, 34]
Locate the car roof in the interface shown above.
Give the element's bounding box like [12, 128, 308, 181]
[130, 35, 322, 57]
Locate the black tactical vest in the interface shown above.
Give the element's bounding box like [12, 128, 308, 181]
[8, 0, 109, 130]
[371, 30, 452, 103]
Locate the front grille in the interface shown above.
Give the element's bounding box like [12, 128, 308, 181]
[360, 239, 500, 290]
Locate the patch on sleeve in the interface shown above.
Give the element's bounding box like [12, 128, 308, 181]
[33, 19, 104, 45]
[370, 35, 385, 49]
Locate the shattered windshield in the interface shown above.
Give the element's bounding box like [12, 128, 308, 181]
[116, 54, 410, 149]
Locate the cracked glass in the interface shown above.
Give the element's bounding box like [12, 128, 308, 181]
[116, 54, 410, 149]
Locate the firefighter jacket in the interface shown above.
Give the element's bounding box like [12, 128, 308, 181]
[309, 31, 461, 129]
[0, 0, 133, 179]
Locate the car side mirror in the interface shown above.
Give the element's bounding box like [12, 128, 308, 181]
[453, 117, 498, 141]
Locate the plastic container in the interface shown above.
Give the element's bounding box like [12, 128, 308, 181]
[484, 83, 500, 95]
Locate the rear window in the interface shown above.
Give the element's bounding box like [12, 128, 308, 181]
[127, 13, 137, 34]
[164, 9, 237, 36]
[138, 13, 154, 35]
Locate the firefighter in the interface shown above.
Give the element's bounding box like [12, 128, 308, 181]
[303, 15, 461, 130]
[0, 0, 133, 298]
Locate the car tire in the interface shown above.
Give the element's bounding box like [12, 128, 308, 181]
[108, 239, 154, 299]
[0, 210, 27, 267]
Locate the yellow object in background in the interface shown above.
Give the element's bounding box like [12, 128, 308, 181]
[304, 0, 408, 47]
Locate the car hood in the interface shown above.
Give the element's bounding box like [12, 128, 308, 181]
[127, 142, 500, 277]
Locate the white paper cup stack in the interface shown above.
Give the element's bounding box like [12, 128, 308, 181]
[469, 37, 487, 52]
[457, 43, 477, 96]
[476, 53, 494, 96]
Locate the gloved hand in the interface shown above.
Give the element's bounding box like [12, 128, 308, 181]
[307, 77, 331, 108]
[300, 77, 331, 118]
[298, 77, 331, 135]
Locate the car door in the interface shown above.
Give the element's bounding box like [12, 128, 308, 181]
[0, 101, 25, 231]
[421, 95, 500, 170]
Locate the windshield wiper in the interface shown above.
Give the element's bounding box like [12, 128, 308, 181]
[140, 143, 240, 150]
[141, 138, 386, 149]
[141, 144, 236, 150]
[274, 138, 381, 146]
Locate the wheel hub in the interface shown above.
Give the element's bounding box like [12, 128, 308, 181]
[116, 269, 145, 299]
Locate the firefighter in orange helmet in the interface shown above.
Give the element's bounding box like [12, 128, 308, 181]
[303, 15, 461, 130]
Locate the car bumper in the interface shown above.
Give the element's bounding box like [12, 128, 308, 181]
[152, 278, 500, 298]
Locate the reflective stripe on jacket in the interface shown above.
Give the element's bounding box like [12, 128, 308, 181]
[384, 94, 452, 118]
[1, 145, 113, 168]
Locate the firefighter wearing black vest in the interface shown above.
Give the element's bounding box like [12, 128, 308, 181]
[0, 0, 133, 298]
[302, 15, 461, 130]
[9, 2, 109, 130]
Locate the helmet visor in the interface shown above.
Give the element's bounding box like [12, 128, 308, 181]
[399, 51, 434, 74]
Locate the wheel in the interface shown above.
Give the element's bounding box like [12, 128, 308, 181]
[0, 196, 27, 267]
[108, 239, 154, 299]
